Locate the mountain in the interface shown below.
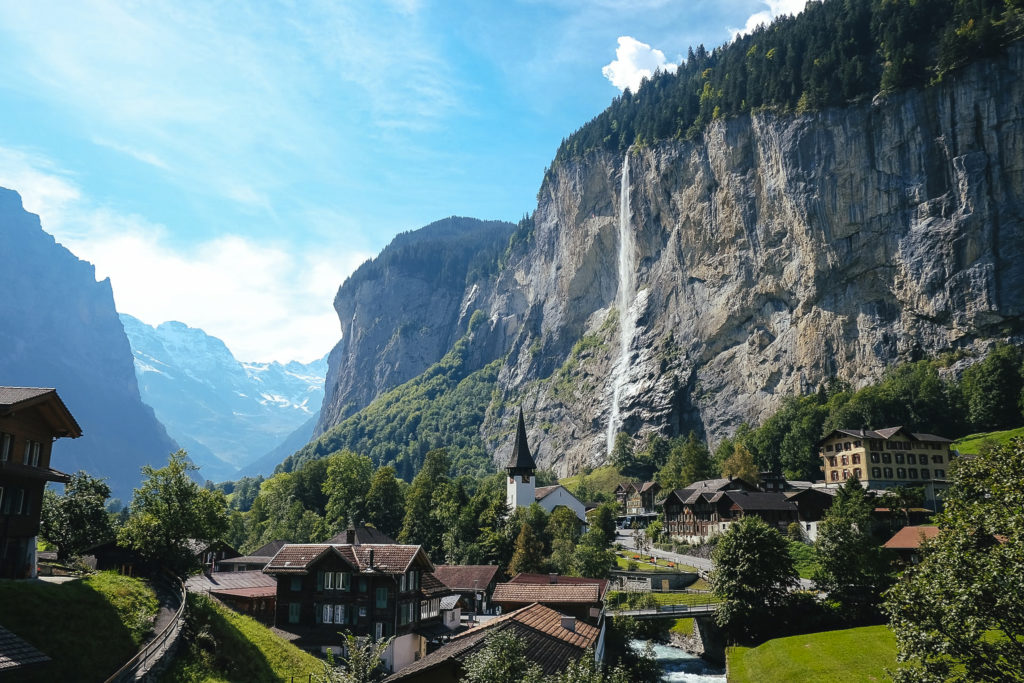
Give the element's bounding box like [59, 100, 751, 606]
[309, 39, 1024, 480]
[0, 188, 179, 500]
[120, 315, 327, 480]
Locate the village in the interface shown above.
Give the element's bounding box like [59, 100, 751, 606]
[2, 384, 1011, 682]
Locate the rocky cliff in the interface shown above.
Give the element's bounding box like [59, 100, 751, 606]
[0, 189, 179, 500]
[318, 44, 1024, 478]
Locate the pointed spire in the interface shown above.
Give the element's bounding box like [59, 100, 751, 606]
[506, 408, 537, 473]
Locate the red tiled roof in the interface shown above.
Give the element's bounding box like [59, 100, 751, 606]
[884, 526, 941, 550]
[492, 582, 600, 605]
[507, 573, 608, 600]
[263, 543, 431, 575]
[433, 565, 500, 591]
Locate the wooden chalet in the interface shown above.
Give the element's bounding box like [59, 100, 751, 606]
[186, 569, 279, 623]
[661, 477, 756, 540]
[491, 573, 607, 625]
[661, 478, 796, 543]
[0, 387, 80, 579]
[432, 564, 500, 615]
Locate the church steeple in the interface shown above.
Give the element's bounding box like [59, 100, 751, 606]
[506, 408, 537, 474]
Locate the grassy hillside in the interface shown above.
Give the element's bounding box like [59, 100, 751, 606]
[953, 426, 1024, 454]
[0, 572, 158, 682]
[560, 464, 635, 500]
[727, 625, 896, 682]
[162, 594, 324, 683]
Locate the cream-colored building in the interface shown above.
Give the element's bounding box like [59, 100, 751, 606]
[817, 427, 953, 505]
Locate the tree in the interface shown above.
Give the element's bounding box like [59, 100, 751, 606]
[508, 523, 546, 575]
[961, 344, 1024, 431]
[39, 471, 114, 561]
[884, 485, 925, 528]
[611, 431, 635, 470]
[634, 527, 652, 557]
[813, 477, 891, 618]
[720, 442, 759, 486]
[884, 438, 1024, 682]
[398, 448, 450, 558]
[711, 516, 798, 642]
[364, 466, 405, 538]
[590, 502, 618, 546]
[548, 648, 631, 683]
[462, 630, 544, 683]
[323, 450, 373, 530]
[658, 432, 715, 490]
[547, 506, 582, 545]
[323, 633, 393, 683]
[118, 451, 229, 575]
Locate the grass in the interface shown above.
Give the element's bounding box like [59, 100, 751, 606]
[607, 590, 719, 609]
[670, 617, 694, 636]
[953, 426, 1024, 454]
[787, 539, 819, 580]
[560, 464, 635, 499]
[161, 594, 324, 683]
[614, 551, 698, 573]
[727, 625, 897, 683]
[0, 571, 159, 682]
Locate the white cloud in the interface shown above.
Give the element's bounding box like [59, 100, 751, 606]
[0, 146, 371, 363]
[602, 36, 678, 93]
[729, 0, 810, 40]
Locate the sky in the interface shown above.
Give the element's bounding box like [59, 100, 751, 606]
[0, 0, 808, 363]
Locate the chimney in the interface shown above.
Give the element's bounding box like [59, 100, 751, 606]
[560, 616, 576, 632]
[346, 517, 357, 545]
[368, 548, 374, 570]
[549, 573, 558, 584]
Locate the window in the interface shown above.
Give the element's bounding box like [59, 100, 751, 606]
[935, 469, 945, 478]
[853, 440, 862, 448]
[871, 467, 881, 478]
[30, 442, 39, 467]
[376, 586, 388, 609]
[339, 572, 351, 591]
[400, 574, 406, 592]
[22, 442, 30, 465]
[932, 454, 944, 464]
[289, 603, 300, 624]
[522, 475, 530, 483]
[884, 467, 893, 478]
[896, 453, 905, 464]
[852, 454, 861, 465]
[841, 455, 849, 466]
[359, 606, 367, 617]
[882, 453, 892, 464]
[335, 604, 345, 625]
[907, 454, 916, 465]
[828, 456, 836, 467]
[12, 488, 24, 515]
[825, 444, 833, 452]
[324, 572, 334, 590]
[291, 577, 302, 592]
[908, 468, 918, 479]
[897, 468, 906, 479]
[853, 468, 861, 479]
[842, 469, 850, 480]
[359, 578, 368, 593]
[921, 469, 930, 479]
[830, 471, 839, 482]
[0, 433, 11, 462]
[870, 452, 880, 463]
[322, 603, 332, 623]
[375, 622, 384, 640]
[844, 442, 851, 450]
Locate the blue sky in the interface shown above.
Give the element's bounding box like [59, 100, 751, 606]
[0, 0, 806, 362]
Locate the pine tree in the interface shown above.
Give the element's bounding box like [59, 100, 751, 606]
[508, 523, 545, 575]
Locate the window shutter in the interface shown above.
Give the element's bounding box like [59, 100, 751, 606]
[315, 603, 322, 624]
[317, 571, 324, 591]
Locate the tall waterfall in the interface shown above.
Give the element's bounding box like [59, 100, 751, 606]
[606, 152, 637, 454]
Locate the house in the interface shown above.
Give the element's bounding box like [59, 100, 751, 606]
[185, 569, 279, 623]
[883, 525, 941, 565]
[625, 482, 661, 516]
[83, 540, 147, 576]
[492, 573, 607, 625]
[661, 478, 757, 539]
[662, 480, 796, 543]
[817, 427, 954, 507]
[385, 602, 602, 683]
[0, 387, 81, 579]
[217, 540, 288, 572]
[506, 410, 586, 523]
[0, 624, 51, 676]
[263, 541, 450, 673]
[432, 564, 500, 615]
[326, 524, 397, 545]
[783, 487, 837, 541]
[189, 539, 240, 572]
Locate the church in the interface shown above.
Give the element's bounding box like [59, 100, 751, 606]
[505, 410, 587, 523]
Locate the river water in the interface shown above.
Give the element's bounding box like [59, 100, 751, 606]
[631, 639, 726, 682]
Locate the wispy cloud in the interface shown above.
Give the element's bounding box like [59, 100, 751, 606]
[602, 36, 678, 93]
[729, 0, 810, 40]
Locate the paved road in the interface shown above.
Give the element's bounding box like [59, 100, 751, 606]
[617, 528, 815, 591]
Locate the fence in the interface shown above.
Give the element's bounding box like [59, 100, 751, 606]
[103, 571, 186, 683]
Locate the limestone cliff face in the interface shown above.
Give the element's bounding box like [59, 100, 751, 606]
[319, 45, 1024, 477]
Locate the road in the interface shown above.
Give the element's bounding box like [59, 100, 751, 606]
[616, 528, 815, 591]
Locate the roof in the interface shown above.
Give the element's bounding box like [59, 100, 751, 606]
[432, 565, 500, 591]
[639, 481, 660, 493]
[440, 595, 460, 610]
[507, 573, 608, 600]
[387, 603, 599, 681]
[0, 624, 50, 672]
[492, 582, 601, 605]
[883, 526, 941, 550]
[263, 543, 432, 576]
[326, 526, 397, 545]
[420, 571, 451, 597]
[818, 427, 952, 446]
[0, 387, 82, 438]
[723, 491, 798, 512]
[506, 409, 537, 472]
[534, 485, 559, 500]
[209, 586, 278, 599]
[186, 570, 278, 593]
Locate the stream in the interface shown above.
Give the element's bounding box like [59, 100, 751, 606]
[631, 639, 726, 682]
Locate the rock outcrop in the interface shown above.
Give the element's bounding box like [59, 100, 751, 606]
[318, 45, 1024, 478]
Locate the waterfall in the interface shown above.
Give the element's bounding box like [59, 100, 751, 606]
[606, 152, 637, 454]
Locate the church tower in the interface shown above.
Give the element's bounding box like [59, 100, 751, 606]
[506, 409, 537, 512]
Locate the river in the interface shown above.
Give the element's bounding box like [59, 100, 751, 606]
[631, 639, 726, 682]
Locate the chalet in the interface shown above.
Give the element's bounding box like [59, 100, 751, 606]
[217, 540, 288, 572]
[883, 525, 941, 565]
[263, 542, 449, 673]
[0, 387, 81, 579]
[613, 482, 634, 508]
[190, 539, 240, 572]
[783, 487, 837, 541]
[185, 569, 278, 623]
[662, 480, 797, 543]
[661, 477, 756, 539]
[491, 573, 607, 626]
[432, 564, 500, 615]
[817, 427, 953, 507]
[385, 602, 602, 683]
[625, 481, 661, 516]
[506, 410, 586, 523]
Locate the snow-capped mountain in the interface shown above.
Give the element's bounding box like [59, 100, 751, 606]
[120, 314, 327, 480]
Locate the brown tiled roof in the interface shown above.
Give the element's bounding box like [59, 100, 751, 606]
[264, 544, 338, 574]
[0, 624, 50, 671]
[492, 582, 600, 605]
[420, 572, 450, 597]
[264, 543, 431, 575]
[534, 485, 560, 500]
[639, 481, 659, 493]
[186, 570, 278, 593]
[433, 565, 500, 591]
[507, 573, 609, 600]
[386, 603, 598, 681]
[326, 526, 397, 545]
[723, 491, 798, 512]
[822, 427, 952, 445]
[884, 526, 941, 550]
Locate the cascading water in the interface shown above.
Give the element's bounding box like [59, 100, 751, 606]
[606, 152, 637, 454]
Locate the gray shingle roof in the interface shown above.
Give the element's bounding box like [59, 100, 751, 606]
[0, 624, 50, 672]
[506, 409, 537, 471]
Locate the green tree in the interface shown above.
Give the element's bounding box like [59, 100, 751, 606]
[590, 502, 618, 546]
[611, 431, 635, 470]
[814, 477, 891, 618]
[398, 448, 450, 558]
[461, 631, 544, 683]
[323, 450, 373, 530]
[547, 506, 582, 545]
[364, 465, 405, 538]
[548, 648, 631, 683]
[508, 523, 546, 575]
[961, 343, 1024, 431]
[720, 442, 759, 486]
[711, 516, 798, 642]
[323, 633, 393, 683]
[118, 451, 229, 576]
[39, 471, 114, 561]
[658, 432, 715, 490]
[884, 438, 1024, 683]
